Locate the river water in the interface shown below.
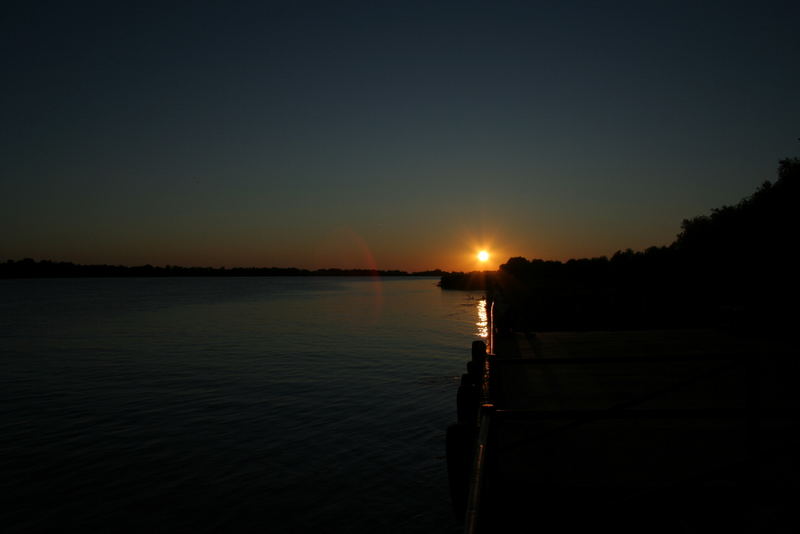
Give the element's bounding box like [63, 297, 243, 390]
[0, 277, 486, 532]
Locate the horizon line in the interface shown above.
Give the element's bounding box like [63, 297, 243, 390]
[1, 258, 476, 276]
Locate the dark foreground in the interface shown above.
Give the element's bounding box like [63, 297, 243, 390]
[449, 324, 798, 533]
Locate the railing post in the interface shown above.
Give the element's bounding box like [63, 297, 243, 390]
[464, 403, 494, 534]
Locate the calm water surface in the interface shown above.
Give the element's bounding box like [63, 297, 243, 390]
[0, 277, 485, 532]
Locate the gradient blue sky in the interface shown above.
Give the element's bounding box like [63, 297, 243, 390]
[2, 1, 798, 271]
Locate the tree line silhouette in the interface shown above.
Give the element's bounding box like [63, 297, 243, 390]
[0, 260, 446, 279]
[441, 157, 799, 330]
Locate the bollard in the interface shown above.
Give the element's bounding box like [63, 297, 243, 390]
[471, 339, 487, 364]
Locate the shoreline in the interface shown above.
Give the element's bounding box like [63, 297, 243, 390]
[0, 259, 447, 279]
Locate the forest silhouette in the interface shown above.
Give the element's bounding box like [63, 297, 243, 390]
[440, 157, 799, 331]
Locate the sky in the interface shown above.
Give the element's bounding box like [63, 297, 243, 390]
[2, 0, 798, 272]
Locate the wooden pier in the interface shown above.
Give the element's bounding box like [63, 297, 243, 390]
[448, 298, 798, 533]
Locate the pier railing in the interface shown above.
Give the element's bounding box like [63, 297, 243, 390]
[461, 293, 496, 534]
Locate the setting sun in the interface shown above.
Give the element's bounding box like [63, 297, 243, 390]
[477, 250, 490, 262]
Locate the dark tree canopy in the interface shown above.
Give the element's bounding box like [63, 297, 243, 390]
[484, 157, 800, 330]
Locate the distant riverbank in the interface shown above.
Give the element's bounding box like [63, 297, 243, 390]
[0, 259, 447, 279]
[437, 271, 494, 290]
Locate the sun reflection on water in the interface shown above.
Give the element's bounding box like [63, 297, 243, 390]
[476, 298, 488, 339]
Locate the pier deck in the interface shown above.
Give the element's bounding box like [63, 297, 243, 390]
[459, 327, 797, 533]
